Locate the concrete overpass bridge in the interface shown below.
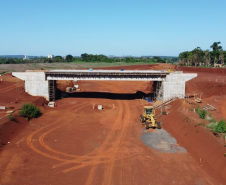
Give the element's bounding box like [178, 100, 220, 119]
[12, 69, 197, 101]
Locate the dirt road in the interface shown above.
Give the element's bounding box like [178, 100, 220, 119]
[0, 79, 221, 185]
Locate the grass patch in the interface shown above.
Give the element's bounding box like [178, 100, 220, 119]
[44, 66, 56, 69]
[8, 114, 16, 121]
[206, 122, 218, 129]
[195, 105, 207, 119]
[222, 134, 226, 141]
[195, 123, 205, 127]
[213, 120, 226, 133]
[184, 116, 192, 123]
[206, 119, 226, 133]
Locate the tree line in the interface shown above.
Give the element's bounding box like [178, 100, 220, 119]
[0, 55, 75, 64]
[179, 42, 226, 67]
[80, 53, 177, 63]
[0, 54, 178, 64]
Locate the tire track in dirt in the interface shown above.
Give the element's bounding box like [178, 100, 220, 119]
[56, 82, 125, 175]
[61, 100, 124, 173]
[39, 103, 91, 158]
[84, 83, 130, 185]
[28, 100, 125, 169]
[83, 100, 124, 184]
[0, 84, 18, 93]
[0, 83, 24, 93]
[53, 83, 125, 170]
[100, 83, 132, 185]
[26, 102, 90, 161]
[27, 127, 69, 162]
[101, 100, 131, 185]
[26, 82, 138, 183]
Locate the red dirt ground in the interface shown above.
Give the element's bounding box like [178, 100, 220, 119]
[0, 64, 225, 185]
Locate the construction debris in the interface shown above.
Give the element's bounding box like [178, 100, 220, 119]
[48, 102, 55, 107]
[162, 106, 168, 115]
[6, 110, 14, 114]
[194, 98, 202, 103]
[98, 105, 103, 110]
[203, 104, 216, 111]
[0, 106, 6, 110]
[66, 87, 75, 92]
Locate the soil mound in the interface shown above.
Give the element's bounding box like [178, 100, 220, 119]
[35, 97, 49, 106]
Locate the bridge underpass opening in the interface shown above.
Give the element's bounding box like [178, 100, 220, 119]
[53, 80, 162, 101]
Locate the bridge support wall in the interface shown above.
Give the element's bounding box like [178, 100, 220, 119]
[162, 73, 196, 100]
[13, 72, 49, 100]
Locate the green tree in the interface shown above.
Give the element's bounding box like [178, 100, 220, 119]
[210, 42, 223, 51]
[179, 51, 190, 66]
[210, 42, 223, 65]
[19, 103, 41, 119]
[55, 56, 63, 61]
[219, 51, 224, 65]
[203, 50, 211, 66]
[81, 53, 88, 61]
[65, 54, 73, 62]
[188, 52, 193, 66]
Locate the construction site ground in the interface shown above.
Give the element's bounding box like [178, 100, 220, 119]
[0, 64, 226, 185]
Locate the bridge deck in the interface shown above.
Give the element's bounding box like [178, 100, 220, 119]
[45, 69, 169, 81]
[47, 69, 169, 74]
[45, 69, 169, 76]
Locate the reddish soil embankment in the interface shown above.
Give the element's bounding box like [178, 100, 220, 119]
[179, 66, 226, 99]
[179, 66, 226, 74]
[163, 100, 226, 184]
[0, 115, 28, 150]
[186, 80, 226, 98]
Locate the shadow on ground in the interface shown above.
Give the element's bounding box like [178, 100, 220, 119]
[58, 91, 153, 100]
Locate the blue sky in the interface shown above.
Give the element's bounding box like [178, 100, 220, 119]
[1, 0, 226, 56]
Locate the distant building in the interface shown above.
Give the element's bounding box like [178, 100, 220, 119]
[23, 54, 29, 60]
[48, 54, 54, 59]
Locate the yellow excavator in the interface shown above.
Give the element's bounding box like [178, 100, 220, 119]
[140, 106, 161, 129]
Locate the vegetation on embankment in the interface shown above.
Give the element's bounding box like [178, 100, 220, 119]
[19, 103, 41, 120]
[163, 100, 226, 184]
[195, 105, 226, 139]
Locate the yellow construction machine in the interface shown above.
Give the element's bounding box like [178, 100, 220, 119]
[140, 106, 161, 129]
